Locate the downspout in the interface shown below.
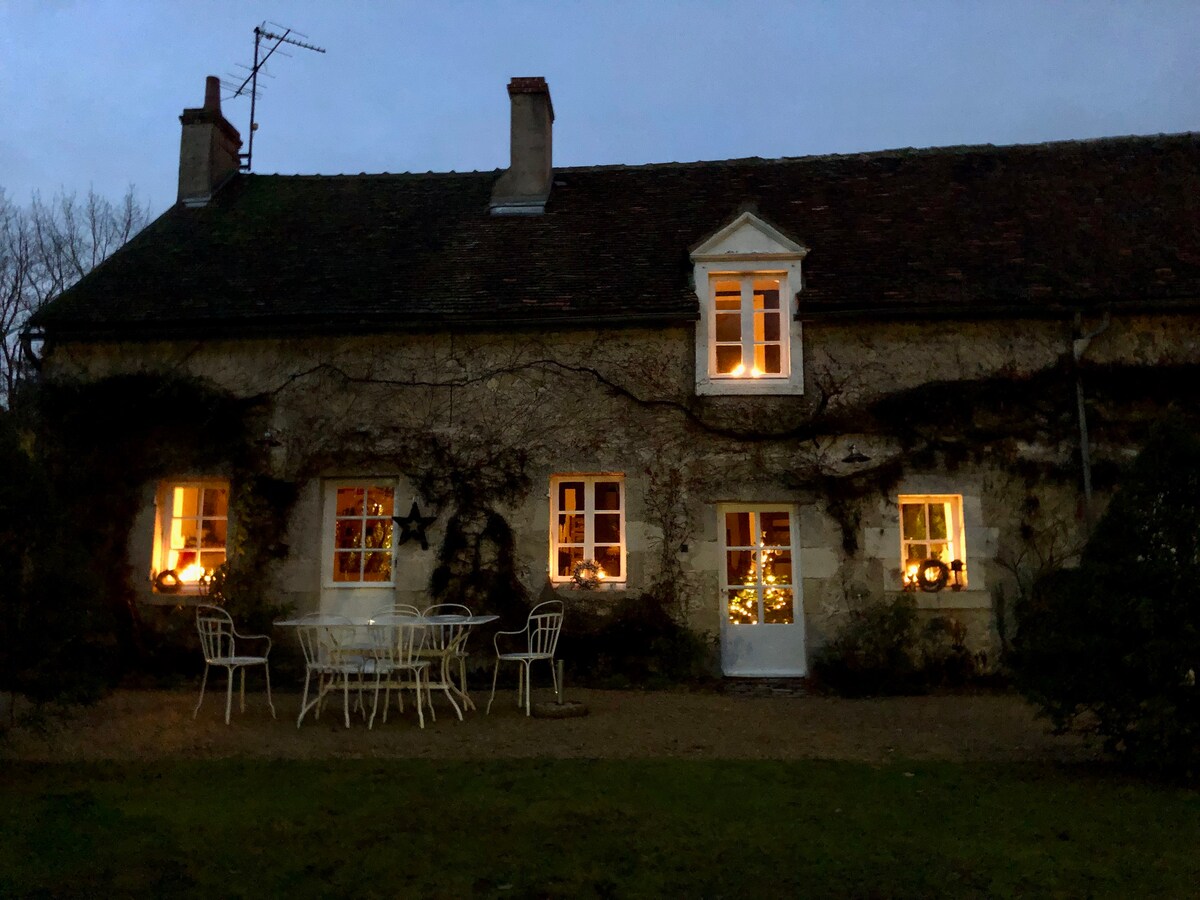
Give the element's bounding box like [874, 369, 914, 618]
[1071, 310, 1111, 532]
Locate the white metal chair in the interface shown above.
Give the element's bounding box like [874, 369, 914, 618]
[363, 615, 432, 729]
[419, 603, 473, 718]
[295, 615, 364, 729]
[194, 605, 276, 725]
[487, 600, 564, 717]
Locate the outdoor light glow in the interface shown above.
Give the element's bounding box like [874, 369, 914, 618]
[751, 366, 763, 377]
[731, 363, 746, 376]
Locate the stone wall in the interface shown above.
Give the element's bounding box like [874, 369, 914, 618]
[44, 312, 1200, 671]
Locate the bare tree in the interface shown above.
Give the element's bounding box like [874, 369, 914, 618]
[1, 186, 148, 405]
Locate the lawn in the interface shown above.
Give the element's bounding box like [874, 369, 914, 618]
[2, 759, 1197, 898]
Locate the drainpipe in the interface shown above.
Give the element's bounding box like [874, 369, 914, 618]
[1071, 310, 1110, 532]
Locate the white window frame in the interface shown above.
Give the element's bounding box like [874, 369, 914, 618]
[152, 479, 230, 594]
[719, 504, 801, 626]
[691, 211, 806, 397]
[322, 479, 399, 589]
[898, 494, 967, 588]
[709, 273, 791, 381]
[549, 474, 627, 585]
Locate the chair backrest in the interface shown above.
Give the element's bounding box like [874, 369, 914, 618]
[196, 605, 235, 662]
[370, 616, 425, 667]
[295, 615, 356, 667]
[422, 603, 473, 651]
[526, 600, 564, 657]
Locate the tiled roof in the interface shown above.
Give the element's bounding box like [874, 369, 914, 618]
[32, 132, 1200, 339]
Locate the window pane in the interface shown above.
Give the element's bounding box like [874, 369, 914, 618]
[901, 504, 926, 540]
[333, 552, 360, 582]
[725, 550, 754, 586]
[201, 488, 228, 517]
[714, 280, 740, 310]
[594, 513, 620, 544]
[763, 588, 794, 625]
[198, 549, 226, 572]
[201, 520, 227, 549]
[364, 519, 393, 549]
[558, 482, 584, 512]
[762, 312, 781, 342]
[725, 512, 753, 548]
[594, 481, 621, 511]
[557, 547, 583, 578]
[905, 543, 928, 563]
[928, 543, 949, 562]
[175, 487, 200, 518]
[595, 545, 622, 579]
[337, 488, 364, 517]
[558, 514, 585, 544]
[336, 520, 363, 549]
[366, 488, 394, 517]
[759, 512, 791, 547]
[727, 588, 759, 625]
[759, 344, 782, 374]
[715, 314, 741, 342]
[763, 549, 792, 586]
[728, 586, 759, 624]
[928, 503, 948, 540]
[715, 345, 743, 374]
[361, 552, 391, 582]
[754, 278, 781, 309]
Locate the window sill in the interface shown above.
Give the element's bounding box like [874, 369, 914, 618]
[696, 376, 802, 397]
[890, 589, 990, 610]
[140, 594, 214, 607]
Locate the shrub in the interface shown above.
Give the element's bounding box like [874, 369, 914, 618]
[811, 596, 922, 696]
[813, 597, 984, 696]
[559, 592, 714, 688]
[0, 410, 113, 719]
[1013, 421, 1200, 780]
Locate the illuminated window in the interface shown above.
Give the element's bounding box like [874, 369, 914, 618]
[329, 485, 396, 584]
[711, 274, 788, 379]
[550, 475, 625, 583]
[722, 508, 796, 625]
[899, 494, 966, 588]
[153, 480, 229, 592]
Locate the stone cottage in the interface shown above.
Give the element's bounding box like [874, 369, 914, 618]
[27, 76, 1200, 676]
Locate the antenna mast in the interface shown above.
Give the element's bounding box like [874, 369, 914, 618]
[227, 22, 325, 172]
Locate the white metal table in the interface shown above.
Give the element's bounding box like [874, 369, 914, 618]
[274, 614, 498, 725]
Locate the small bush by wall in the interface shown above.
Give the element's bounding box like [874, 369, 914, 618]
[559, 592, 715, 688]
[812, 596, 985, 696]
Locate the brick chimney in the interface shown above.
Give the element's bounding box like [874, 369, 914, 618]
[490, 77, 554, 215]
[177, 76, 243, 207]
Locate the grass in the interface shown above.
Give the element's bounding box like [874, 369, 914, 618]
[1, 759, 1198, 898]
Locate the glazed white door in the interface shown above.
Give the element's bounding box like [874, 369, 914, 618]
[320, 481, 397, 617]
[719, 505, 806, 676]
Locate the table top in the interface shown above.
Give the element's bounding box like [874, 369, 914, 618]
[274, 614, 500, 628]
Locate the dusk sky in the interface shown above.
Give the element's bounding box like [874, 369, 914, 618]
[3, 1, 1198, 214]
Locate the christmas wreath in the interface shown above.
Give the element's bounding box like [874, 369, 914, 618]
[916, 558, 950, 593]
[153, 569, 182, 594]
[571, 559, 604, 590]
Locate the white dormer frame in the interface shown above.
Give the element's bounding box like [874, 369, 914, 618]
[691, 212, 807, 396]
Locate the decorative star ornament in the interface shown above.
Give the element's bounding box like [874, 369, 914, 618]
[393, 501, 437, 551]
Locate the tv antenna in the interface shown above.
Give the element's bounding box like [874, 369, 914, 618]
[225, 22, 325, 172]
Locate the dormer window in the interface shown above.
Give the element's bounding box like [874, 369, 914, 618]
[711, 274, 788, 379]
[691, 212, 807, 396]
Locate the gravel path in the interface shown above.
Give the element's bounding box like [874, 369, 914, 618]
[1, 687, 1097, 764]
